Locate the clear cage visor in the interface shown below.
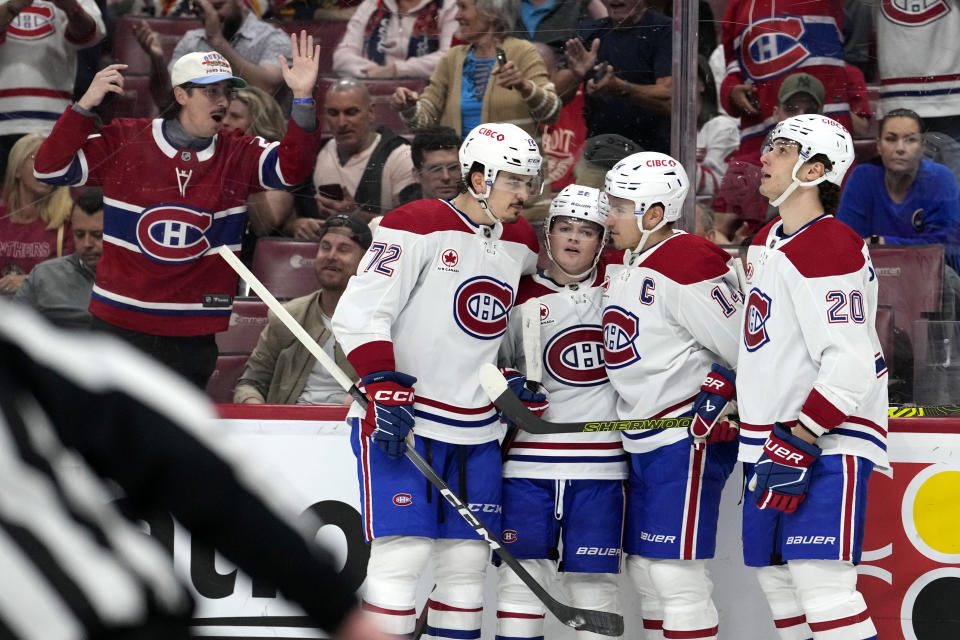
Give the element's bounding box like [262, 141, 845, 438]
[490, 167, 544, 199]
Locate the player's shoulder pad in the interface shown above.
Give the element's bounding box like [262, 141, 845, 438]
[516, 274, 555, 304]
[780, 216, 866, 278]
[500, 215, 540, 254]
[642, 233, 733, 285]
[378, 199, 471, 236]
[751, 217, 781, 247]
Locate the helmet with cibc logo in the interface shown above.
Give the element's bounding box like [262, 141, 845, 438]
[604, 152, 689, 223]
[763, 114, 854, 206]
[459, 122, 544, 201]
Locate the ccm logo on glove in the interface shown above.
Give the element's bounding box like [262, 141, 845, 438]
[373, 389, 415, 402]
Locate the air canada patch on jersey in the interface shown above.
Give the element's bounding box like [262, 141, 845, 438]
[744, 288, 772, 351]
[545, 324, 608, 386]
[881, 0, 949, 26]
[136, 205, 212, 263]
[453, 276, 514, 340]
[602, 306, 641, 369]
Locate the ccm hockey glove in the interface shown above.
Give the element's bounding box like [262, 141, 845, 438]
[500, 367, 549, 426]
[359, 370, 417, 459]
[688, 364, 738, 449]
[749, 423, 821, 513]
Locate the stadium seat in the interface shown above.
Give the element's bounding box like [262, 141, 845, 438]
[251, 238, 319, 299]
[314, 76, 426, 134]
[854, 138, 878, 164]
[871, 245, 944, 349]
[278, 21, 347, 76]
[206, 354, 249, 404]
[112, 17, 201, 75]
[216, 298, 269, 354]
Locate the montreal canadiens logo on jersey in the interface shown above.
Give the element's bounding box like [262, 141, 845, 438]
[544, 325, 607, 387]
[602, 306, 641, 369]
[881, 0, 949, 26]
[744, 288, 773, 351]
[392, 493, 412, 506]
[739, 16, 811, 81]
[8, 6, 54, 39]
[136, 205, 212, 263]
[453, 276, 514, 340]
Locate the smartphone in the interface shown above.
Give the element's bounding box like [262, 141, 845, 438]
[587, 62, 609, 84]
[496, 48, 507, 68]
[316, 183, 344, 201]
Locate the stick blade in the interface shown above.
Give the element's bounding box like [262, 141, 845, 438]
[561, 606, 625, 637]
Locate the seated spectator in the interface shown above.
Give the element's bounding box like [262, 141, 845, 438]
[711, 159, 767, 245]
[292, 79, 415, 234]
[696, 55, 738, 199]
[133, 0, 291, 108]
[389, 0, 560, 140]
[0, 134, 74, 296]
[399, 125, 462, 203]
[720, 0, 851, 164]
[13, 188, 103, 328]
[837, 109, 960, 272]
[694, 202, 735, 246]
[552, 0, 672, 154]
[332, 0, 457, 80]
[233, 215, 371, 404]
[0, 0, 106, 176]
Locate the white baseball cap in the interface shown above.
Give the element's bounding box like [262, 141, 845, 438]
[170, 51, 246, 88]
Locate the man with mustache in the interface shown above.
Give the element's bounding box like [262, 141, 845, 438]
[234, 215, 372, 405]
[33, 34, 323, 388]
[13, 188, 104, 329]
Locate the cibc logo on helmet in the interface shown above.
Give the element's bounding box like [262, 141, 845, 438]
[477, 127, 505, 141]
[646, 158, 676, 167]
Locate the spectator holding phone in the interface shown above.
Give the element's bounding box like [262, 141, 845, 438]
[389, 0, 560, 140]
[288, 79, 415, 237]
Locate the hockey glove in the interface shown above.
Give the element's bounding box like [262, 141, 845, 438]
[748, 423, 821, 513]
[359, 370, 417, 459]
[500, 367, 549, 427]
[688, 364, 739, 450]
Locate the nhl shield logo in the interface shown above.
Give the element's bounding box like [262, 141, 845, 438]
[881, 0, 950, 26]
[181, 151, 192, 161]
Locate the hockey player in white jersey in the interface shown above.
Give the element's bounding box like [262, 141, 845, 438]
[496, 185, 626, 640]
[738, 115, 886, 640]
[331, 122, 543, 639]
[601, 152, 743, 640]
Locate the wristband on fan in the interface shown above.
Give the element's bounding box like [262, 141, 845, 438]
[292, 97, 315, 104]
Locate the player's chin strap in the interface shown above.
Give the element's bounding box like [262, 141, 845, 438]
[624, 213, 668, 264]
[467, 181, 502, 227]
[769, 158, 830, 208]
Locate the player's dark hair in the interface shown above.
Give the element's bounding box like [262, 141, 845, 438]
[411, 126, 460, 169]
[809, 153, 841, 213]
[879, 108, 924, 137]
[74, 188, 103, 215]
[466, 161, 485, 193]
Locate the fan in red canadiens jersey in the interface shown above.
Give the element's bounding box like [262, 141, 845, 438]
[32, 33, 324, 388]
[495, 184, 626, 640]
[601, 151, 744, 640]
[739, 114, 887, 640]
[330, 122, 542, 639]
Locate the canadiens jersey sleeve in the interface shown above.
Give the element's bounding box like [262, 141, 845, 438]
[783, 248, 879, 436]
[253, 119, 323, 191]
[331, 222, 433, 377]
[671, 266, 743, 370]
[33, 107, 117, 187]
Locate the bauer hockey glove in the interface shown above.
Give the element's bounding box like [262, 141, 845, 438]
[500, 367, 549, 426]
[748, 423, 821, 513]
[359, 371, 417, 459]
[688, 363, 739, 450]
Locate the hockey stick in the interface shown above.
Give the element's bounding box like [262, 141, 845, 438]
[520, 299, 543, 388]
[217, 247, 624, 637]
[479, 363, 692, 434]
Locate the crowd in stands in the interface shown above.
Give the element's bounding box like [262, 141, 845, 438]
[2, 0, 960, 404]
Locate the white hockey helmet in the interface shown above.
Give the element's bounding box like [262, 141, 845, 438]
[763, 114, 854, 207]
[604, 151, 689, 222]
[545, 184, 608, 279]
[459, 123, 544, 207]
